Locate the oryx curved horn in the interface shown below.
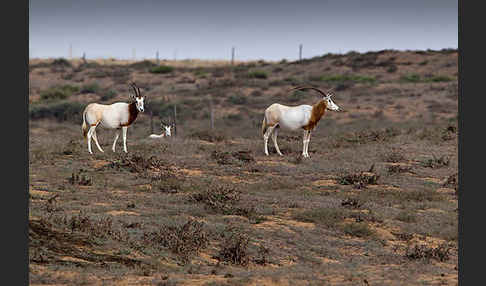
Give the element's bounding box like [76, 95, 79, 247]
[129, 82, 139, 98]
[288, 86, 333, 97]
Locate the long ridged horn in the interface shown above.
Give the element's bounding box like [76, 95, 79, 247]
[287, 86, 332, 97]
[128, 82, 138, 98]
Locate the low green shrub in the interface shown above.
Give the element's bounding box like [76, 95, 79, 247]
[248, 70, 268, 79]
[40, 85, 79, 101]
[149, 65, 174, 74]
[30, 100, 85, 122]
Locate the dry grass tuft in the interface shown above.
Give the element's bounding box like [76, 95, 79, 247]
[405, 243, 452, 262]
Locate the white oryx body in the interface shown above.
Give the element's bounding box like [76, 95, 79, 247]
[84, 102, 134, 129]
[265, 104, 314, 131]
[262, 86, 340, 158]
[81, 82, 145, 154]
[149, 124, 172, 138]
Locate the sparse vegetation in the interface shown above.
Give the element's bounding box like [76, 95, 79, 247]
[387, 164, 413, 174]
[248, 70, 268, 79]
[382, 148, 407, 163]
[149, 65, 175, 74]
[216, 226, 250, 266]
[420, 155, 450, 168]
[100, 89, 117, 101]
[405, 243, 452, 262]
[142, 219, 209, 263]
[227, 94, 248, 105]
[30, 100, 85, 122]
[338, 168, 380, 189]
[311, 74, 376, 84]
[40, 85, 79, 101]
[395, 210, 417, 223]
[401, 74, 454, 83]
[51, 58, 72, 67]
[341, 222, 375, 238]
[29, 50, 458, 285]
[80, 83, 101, 94]
[400, 73, 421, 83]
[443, 173, 458, 191]
[293, 208, 349, 228]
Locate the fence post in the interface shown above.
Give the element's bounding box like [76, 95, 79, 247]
[173, 104, 177, 136]
[156, 50, 160, 66]
[149, 110, 154, 134]
[231, 47, 235, 66]
[208, 94, 214, 130]
[299, 44, 303, 61]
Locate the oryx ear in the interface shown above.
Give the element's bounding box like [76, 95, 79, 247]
[325, 87, 334, 98]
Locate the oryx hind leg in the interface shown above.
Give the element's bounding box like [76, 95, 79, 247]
[271, 127, 283, 156]
[263, 125, 276, 156]
[87, 126, 97, 154]
[112, 130, 120, 152]
[92, 130, 104, 152]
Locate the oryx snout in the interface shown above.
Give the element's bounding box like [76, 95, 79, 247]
[326, 96, 340, 111]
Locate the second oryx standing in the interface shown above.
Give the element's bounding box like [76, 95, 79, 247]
[261, 86, 341, 158]
[81, 82, 146, 154]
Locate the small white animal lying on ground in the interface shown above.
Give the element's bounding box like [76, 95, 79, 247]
[148, 123, 172, 138]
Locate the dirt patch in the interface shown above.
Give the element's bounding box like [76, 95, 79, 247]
[370, 225, 397, 241]
[91, 159, 111, 169]
[106, 210, 140, 216]
[254, 217, 315, 232]
[30, 189, 51, 197]
[436, 187, 456, 195]
[312, 179, 338, 187]
[180, 168, 204, 177]
[422, 177, 443, 184]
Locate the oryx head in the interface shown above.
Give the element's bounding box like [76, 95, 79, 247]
[129, 82, 145, 113]
[323, 89, 340, 111]
[161, 121, 172, 137]
[288, 86, 341, 111]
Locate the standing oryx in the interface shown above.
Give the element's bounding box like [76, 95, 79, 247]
[261, 86, 341, 158]
[81, 82, 145, 154]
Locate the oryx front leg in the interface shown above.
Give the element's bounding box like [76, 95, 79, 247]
[92, 130, 104, 153]
[263, 125, 276, 156]
[112, 130, 120, 152]
[302, 130, 311, 158]
[271, 127, 283, 156]
[122, 126, 128, 153]
[305, 131, 312, 158]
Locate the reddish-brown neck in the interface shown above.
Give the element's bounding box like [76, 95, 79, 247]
[120, 102, 139, 127]
[302, 99, 328, 131]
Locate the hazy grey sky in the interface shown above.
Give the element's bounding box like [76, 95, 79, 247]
[29, 0, 458, 61]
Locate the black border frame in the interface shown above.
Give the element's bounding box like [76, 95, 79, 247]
[5, 0, 29, 284]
